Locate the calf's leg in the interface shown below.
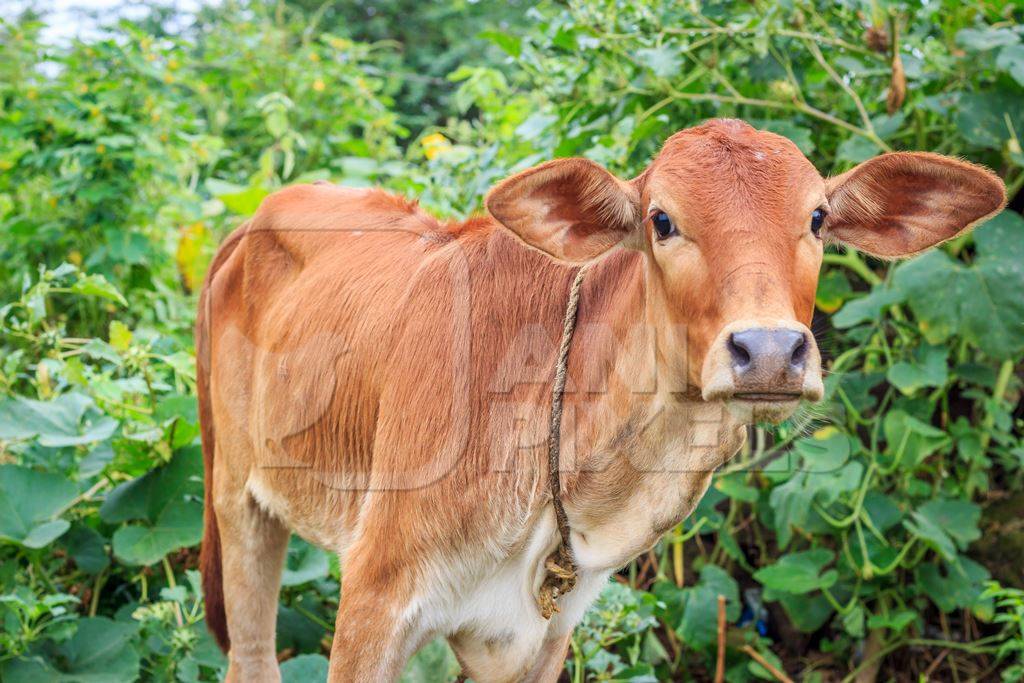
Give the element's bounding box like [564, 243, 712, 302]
[216, 491, 290, 682]
[523, 632, 572, 682]
[327, 543, 425, 682]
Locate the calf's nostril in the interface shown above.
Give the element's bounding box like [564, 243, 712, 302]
[790, 334, 808, 368]
[727, 333, 752, 369]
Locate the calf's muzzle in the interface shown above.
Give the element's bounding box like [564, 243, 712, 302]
[727, 328, 808, 400]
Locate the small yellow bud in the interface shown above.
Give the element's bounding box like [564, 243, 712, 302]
[421, 133, 452, 160]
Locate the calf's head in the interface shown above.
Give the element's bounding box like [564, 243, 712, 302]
[487, 119, 1005, 423]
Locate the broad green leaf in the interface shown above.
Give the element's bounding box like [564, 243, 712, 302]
[62, 524, 110, 574]
[867, 609, 918, 634]
[905, 513, 956, 561]
[770, 433, 860, 546]
[955, 27, 1020, 50]
[956, 92, 1024, 149]
[841, 604, 865, 638]
[206, 178, 269, 216]
[793, 431, 852, 472]
[754, 120, 815, 155]
[100, 447, 204, 566]
[714, 474, 759, 503]
[997, 44, 1024, 87]
[815, 269, 852, 313]
[903, 498, 981, 561]
[108, 320, 132, 351]
[80, 441, 115, 478]
[676, 565, 740, 648]
[400, 638, 461, 682]
[770, 461, 862, 548]
[281, 537, 331, 587]
[100, 446, 202, 524]
[769, 474, 816, 548]
[277, 595, 328, 653]
[916, 557, 991, 614]
[0, 465, 76, 548]
[887, 345, 948, 395]
[862, 491, 902, 533]
[23, 520, 71, 548]
[832, 283, 904, 328]
[111, 504, 202, 566]
[478, 30, 522, 58]
[281, 654, 327, 683]
[0, 393, 118, 447]
[755, 549, 838, 595]
[836, 135, 881, 164]
[636, 45, 681, 78]
[882, 410, 951, 469]
[775, 592, 834, 633]
[3, 617, 139, 683]
[514, 113, 557, 140]
[69, 273, 127, 306]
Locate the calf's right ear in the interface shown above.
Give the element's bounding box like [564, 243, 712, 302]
[486, 158, 641, 263]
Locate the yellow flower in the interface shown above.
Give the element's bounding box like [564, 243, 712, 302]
[77, 84, 88, 94]
[96, 144, 106, 155]
[313, 78, 325, 92]
[422, 133, 452, 160]
[68, 250, 83, 265]
[309, 52, 320, 63]
[163, 73, 174, 84]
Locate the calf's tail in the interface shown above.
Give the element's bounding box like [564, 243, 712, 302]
[196, 224, 248, 654]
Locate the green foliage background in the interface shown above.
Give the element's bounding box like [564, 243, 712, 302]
[2, 1, 1023, 680]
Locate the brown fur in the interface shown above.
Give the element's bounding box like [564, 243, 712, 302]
[197, 120, 1005, 681]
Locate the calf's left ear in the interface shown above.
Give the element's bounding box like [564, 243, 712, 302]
[486, 158, 641, 263]
[825, 152, 1006, 258]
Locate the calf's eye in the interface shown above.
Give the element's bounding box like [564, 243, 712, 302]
[811, 208, 826, 238]
[651, 211, 677, 240]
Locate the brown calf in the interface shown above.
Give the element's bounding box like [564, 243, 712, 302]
[196, 119, 1004, 681]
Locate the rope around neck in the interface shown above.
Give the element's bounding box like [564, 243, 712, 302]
[537, 263, 590, 619]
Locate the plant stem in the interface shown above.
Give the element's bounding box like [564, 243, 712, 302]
[823, 250, 882, 286]
[162, 556, 184, 627]
[89, 568, 107, 617]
